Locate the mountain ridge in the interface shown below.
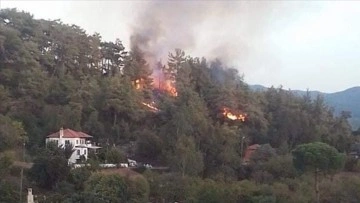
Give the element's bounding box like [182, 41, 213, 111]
[249, 85, 360, 130]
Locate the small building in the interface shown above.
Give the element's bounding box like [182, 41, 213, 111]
[242, 144, 261, 164]
[350, 143, 360, 159]
[46, 127, 101, 164]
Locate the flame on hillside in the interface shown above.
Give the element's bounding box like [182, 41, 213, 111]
[133, 78, 144, 90]
[152, 69, 177, 97]
[163, 80, 177, 97]
[222, 108, 246, 122]
[133, 75, 177, 97]
[142, 102, 159, 112]
[135, 79, 141, 89]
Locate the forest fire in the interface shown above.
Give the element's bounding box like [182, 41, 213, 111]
[152, 70, 177, 97]
[135, 79, 141, 89]
[222, 108, 246, 122]
[163, 80, 177, 97]
[133, 77, 177, 96]
[142, 102, 159, 112]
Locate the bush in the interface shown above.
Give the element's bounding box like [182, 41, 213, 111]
[136, 130, 163, 159]
[250, 195, 276, 203]
[85, 173, 149, 203]
[105, 147, 126, 164]
[0, 154, 13, 178]
[250, 144, 277, 164]
[133, 165, 147, 174]
[0, 181, 18, 203]
[128, 176, 150, 203]
[9, 165, 22, 177]
[264, 155, 297, 179]
[320, 175, 360, 203]
[68, 167, 91, 191]
[251, 170, 274, 184]
[344, 156, 360, 172]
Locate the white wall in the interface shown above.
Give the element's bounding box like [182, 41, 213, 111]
[46, 137, 86, 147]
[46, 137, 88, 164]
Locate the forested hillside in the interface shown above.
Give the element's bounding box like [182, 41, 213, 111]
[1, 9, 359, 203]
[324, 87, 360, 129]
[251, 85, 360, 129]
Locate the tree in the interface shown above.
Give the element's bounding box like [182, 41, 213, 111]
[166, 48, 186, 82]
[0, 115, 26, 152]
[102, 76, 141, 127]
[172, 135, 204, 177]
[100, 39, 125, 76]
[292, 142, 345, 203]
[127, 176, 150, 203]
[27, 142, 70, 189]
[0, 154, 13, 179]
[105, 147, 125, 164]
[84, 173, 149, 203]
[250, 144, 276, 164]
[68, 167, 91, 191]
[1, 9, 358, 202]
[123, 45, 153, 102]
[0, 180, 18, 203]
[136, 129, 163, 159]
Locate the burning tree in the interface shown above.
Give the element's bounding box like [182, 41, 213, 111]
[124, 43, 154, 102]
[222, 107, 246, 122]
[152, 61, 178, 97]
[141, 102, 159, 112]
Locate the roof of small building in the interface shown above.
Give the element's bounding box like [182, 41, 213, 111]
[47, 128, 92, 139]
[247, 144, 260, 150]
[243, 144, 261, 162]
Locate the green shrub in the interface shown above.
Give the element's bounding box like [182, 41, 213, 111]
[85, 173, 149, 203]
[344, 156, 359, 172]
[9, 165, 22, 177]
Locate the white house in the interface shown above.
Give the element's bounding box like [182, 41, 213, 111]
[46, 128, 101, 164]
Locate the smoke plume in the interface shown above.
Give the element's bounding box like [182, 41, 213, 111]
[130, 1, 282, 69]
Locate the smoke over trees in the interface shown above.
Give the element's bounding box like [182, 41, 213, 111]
[0, 9, 358, 202]
[129, 1, 284, 69]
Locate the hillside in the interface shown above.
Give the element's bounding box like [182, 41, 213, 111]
[250, 85, 360, 129]
[324, 87, 360, 129]
[0, 9, 357, 202]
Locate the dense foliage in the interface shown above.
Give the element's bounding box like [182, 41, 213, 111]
[292, 142, 345, 203]
[0, 9, 358, 202]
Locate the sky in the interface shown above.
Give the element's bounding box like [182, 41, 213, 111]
[1, 0, 360, 93]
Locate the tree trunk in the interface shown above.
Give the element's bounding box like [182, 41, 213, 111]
[113, 111, 117, 127]
[315, 168, 320, 203]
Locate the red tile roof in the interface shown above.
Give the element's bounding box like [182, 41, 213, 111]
[47, 128, 92, 139]
[243, 144, 260, 162]
[247, 144, 260, 150]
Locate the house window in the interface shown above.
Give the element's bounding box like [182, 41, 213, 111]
[65, 140, 70, 145]
[76, 140, 78, 145]
[84, 149, 87, 155]
[77, 150, 80, 155]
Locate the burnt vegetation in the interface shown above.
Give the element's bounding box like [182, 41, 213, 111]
[0, 9, 359, 203]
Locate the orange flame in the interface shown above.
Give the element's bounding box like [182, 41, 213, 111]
[222, 108, 246, 122]
[142, 102, 159, 112]
[152, 67, 178, 97]
[152, 77, 177, 96]
[164, 80, 177, 97]
[135, 79, 141, 89]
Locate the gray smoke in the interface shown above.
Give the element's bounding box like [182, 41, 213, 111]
[130, 1, 287, 69]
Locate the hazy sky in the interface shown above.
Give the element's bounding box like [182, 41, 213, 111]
[2, 1, 360, 93]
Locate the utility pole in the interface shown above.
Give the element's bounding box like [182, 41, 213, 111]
[19, 141, 25, 203]
[240, 136, 245, 162]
